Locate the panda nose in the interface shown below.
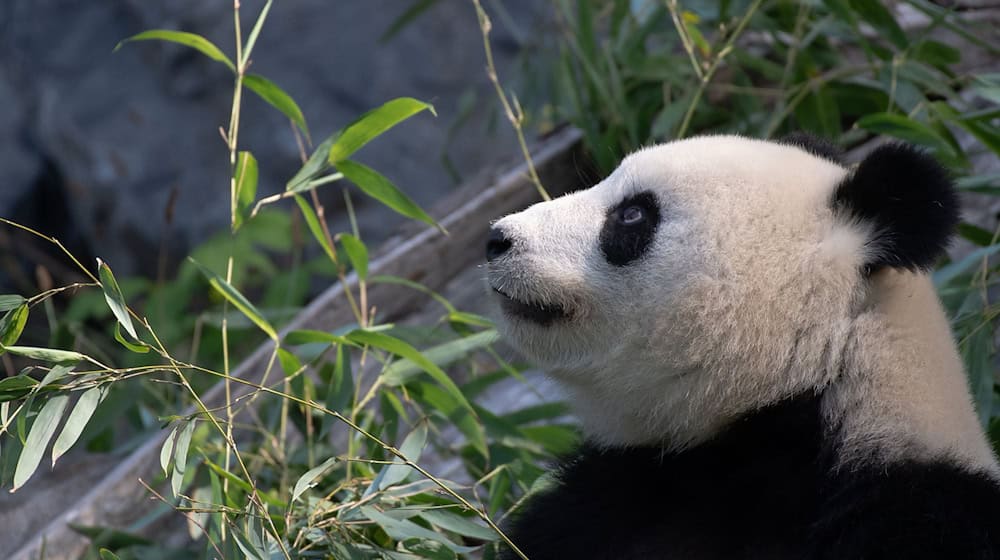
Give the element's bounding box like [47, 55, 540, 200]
[486, 226, 513, 262]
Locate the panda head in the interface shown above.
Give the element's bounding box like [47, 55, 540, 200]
[486, 135, 960, 449]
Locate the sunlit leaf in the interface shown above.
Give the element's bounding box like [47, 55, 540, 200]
[286, 135, 337, 192]
[13, 395, 69, 491]
[337, 160, 441, 230]
[244, 73, 309, 138]
[37, 364, 74, 390]
[189, 258, 278, 341]
[115, 30, 234, 72]
[328, 98, 434, 163]
[52, 386, 105, 465]
[98, 259, 137, 340]
[420, 509, 497, 541]
[360, 506, 476, 553]
[0, 303, 29, 348]
[114, 323, 150, 354]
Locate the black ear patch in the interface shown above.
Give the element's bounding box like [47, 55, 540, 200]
[833, 143, 959, 272]
[779, 132, 843, 164]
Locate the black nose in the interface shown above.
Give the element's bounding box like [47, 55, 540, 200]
[486, 226, 513, 262]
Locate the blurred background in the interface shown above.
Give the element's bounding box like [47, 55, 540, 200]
[2, 2, 1000, 559]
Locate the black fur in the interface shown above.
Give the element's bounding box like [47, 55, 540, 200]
[499, 393, 1000, 559]
[833, 143, 959, 272]
[600, 191, 661, 267]
[779, 132, 844, 164]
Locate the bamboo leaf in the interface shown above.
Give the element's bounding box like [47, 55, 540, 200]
[346, 330, 472, 413]
[189, 258, 278, 341]
[328, 98, 434, 163]
[1, 346, 86, 364]
[12, 395, 69, 491]
[0, 375, 37, 403]
[115, 30, 234, 72]
[98, 258, 137, 340]
[160, 425, 178, 477]
[52, 386, 105, 465]
[337, 160, 441, 230]
[234, 151, 259, 230]
[286, 135, 337, 192]
[291, 456, 337, 503]
[242, 0, 273, 65]
[37, 364, 74, 390]
[114, 323, 150, 354]
[382, 330, 499, 386]
[171, 420, 196, 497]
[0, 295, 25, 313]
[244, 73, 309, 138]
[338, 234, 369, 280]
[378, 422, 428, 490]
[0, 303, 29, 348]
[294, 195, 337, 263]
[855, 113, 954, 156]
[934, 244, 1000, 286]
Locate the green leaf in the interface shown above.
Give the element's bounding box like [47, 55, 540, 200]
[346, 329, 473, 415]
[114, 323, 150, 354]
[115, 30, 234, 72]
[37, 364, 74, 390]
[934, 244, 1000, 286]
[189, 258, 278, 341]
[419, 510, 497, 541]
[160, 425, 178, 477]
[242, 0, 273, 65]
[286, 135, 337, 192]
[328, 97, 434, 163]
[290, 456, 337, 503]
[0, 303, 29, 348]
[378, 422, 428, 490]
[234, 151, 259, 230]
[337, 160, 441, 230]
[13, 395, 69, 491]
[382, 330, 499, 386]
[339, 234, 369, 280]
[848, 0, 906, 48]
[1, 346, 85, 364]
[294, 195, 337, 263]
[171, 420, 196, 497]
[277, 347, 303, 378]
[52, 386, 105, 465]
[380, 0, 441, 42]
[855, 113, 954, 155]
[99, 549, 122, 560]
[97, 259, 137, 340]
[0, 295, 25, 313]
[0, 375, 37, 403]
[285, 329, 350, 346]
[360, 506, 476, 554]
[244, 73, 309, 138]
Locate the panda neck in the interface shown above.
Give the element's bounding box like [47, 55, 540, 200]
[823, 270, 998, 473]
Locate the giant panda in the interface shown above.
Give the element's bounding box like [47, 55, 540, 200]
[484, 134, 1000, 559]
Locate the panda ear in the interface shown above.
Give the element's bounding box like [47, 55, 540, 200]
[832, 143, 959, 272]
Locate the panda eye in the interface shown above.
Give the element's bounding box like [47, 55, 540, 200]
[600, 191, 661, 267]
[621, 206, 644, 225]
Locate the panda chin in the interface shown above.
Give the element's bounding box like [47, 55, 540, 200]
[492, 287, 569, 326]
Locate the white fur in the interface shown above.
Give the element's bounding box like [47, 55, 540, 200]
[487, 135, 998, 473]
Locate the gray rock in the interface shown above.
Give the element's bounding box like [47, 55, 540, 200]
[0, 0, 538, 276]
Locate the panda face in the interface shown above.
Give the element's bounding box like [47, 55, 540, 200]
[486, 136, 871, 446]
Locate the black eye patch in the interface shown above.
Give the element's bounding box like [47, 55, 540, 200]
[600, 191, 661, 267]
